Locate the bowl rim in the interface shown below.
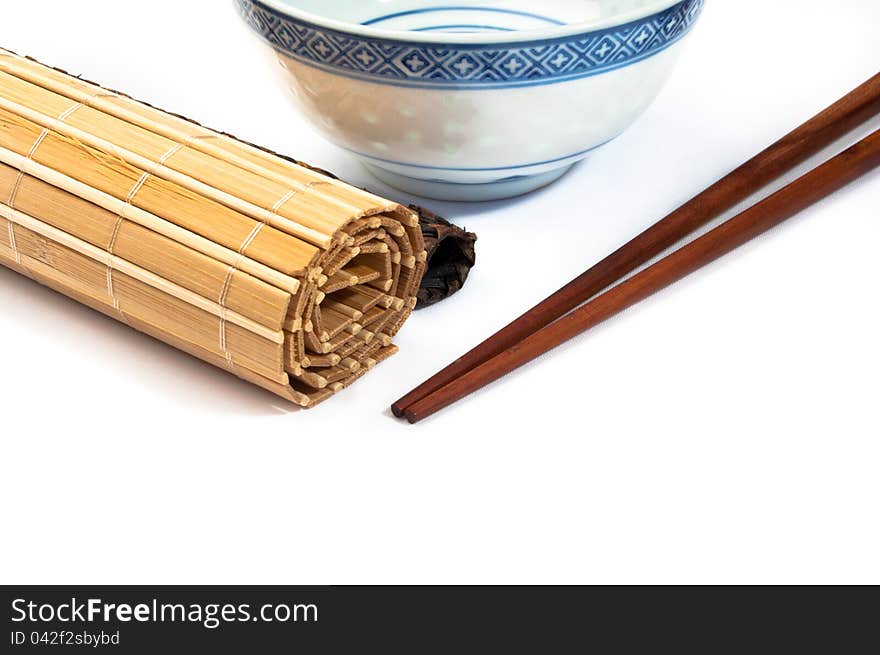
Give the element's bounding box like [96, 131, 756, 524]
[244, 0, 687, 45]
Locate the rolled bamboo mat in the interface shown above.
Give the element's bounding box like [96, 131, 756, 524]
[0, 48, 426, 407]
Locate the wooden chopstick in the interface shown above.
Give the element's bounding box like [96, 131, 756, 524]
[402, 128, 880, 423]
[391, 73, 880, 418]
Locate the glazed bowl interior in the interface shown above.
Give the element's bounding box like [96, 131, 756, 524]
[271, 0, 680, 36]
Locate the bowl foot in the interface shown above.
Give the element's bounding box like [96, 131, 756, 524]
[363, 163, 576, 202]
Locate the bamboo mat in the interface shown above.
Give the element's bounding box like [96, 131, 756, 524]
[0, 48, 426, 407]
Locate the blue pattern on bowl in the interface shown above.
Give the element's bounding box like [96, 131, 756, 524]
[235, 0, 704, 90]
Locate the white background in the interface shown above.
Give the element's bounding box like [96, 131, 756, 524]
[1, 1, 878, 584]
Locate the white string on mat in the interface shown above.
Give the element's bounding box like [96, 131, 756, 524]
[104, 209, 128, 321]
[218, 267, 238, 369]
[271, 180, 335, 216]
[158, 142, 185, 164]
[217, 220, 266, 369]
[273, 189, 298, 212]
[216, 183, 307, 368]
[104, 140, 181, 324]
[101, 183, 143, 325]
[6, 101, 83, 265]
[5, 218, 20, 265]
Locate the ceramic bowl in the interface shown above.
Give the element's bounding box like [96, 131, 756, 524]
[236, 0, 704, 201]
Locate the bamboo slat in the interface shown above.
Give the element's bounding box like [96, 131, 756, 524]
[0, 50, 425, 407]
